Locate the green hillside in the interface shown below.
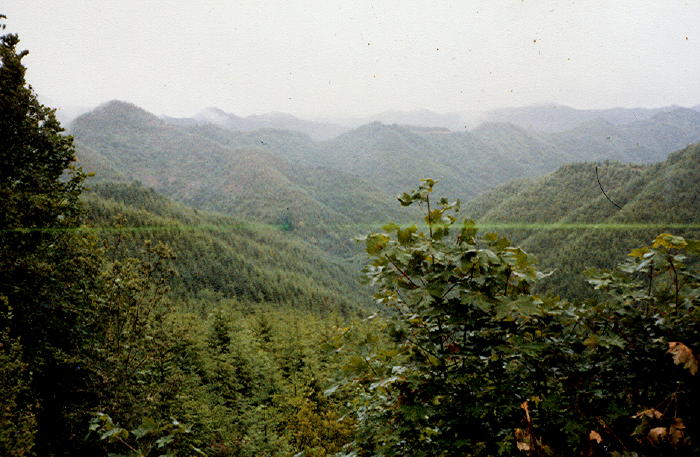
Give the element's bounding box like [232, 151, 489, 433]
[464, 142, 700, 296]
[82, 181, 367, 314]
[181, 123, 322, 167]
[73, 101, 700, 226]
[6, 10, 700, 456]
[71, 101, 407, 253]
[70, 100, 700, 298]
[314, 108, 700, 201]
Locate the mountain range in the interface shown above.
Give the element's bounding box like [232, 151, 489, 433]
[476, 104, 682, 132]
[54, 99, 700, 140]
[72, 101, 700, 245]
[163, 107, 348, 141]
[71, 101, 409, 255]
[69, 98, 700, 300]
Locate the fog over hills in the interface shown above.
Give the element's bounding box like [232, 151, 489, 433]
[69, 98, 700, 302]
[71, 98, 700, 295]
[474, 104, 683, 133]
[67, 98, 700, 299]
[190, 107, 348, 141]
[70, 101, 410, 254]
[53, 98, 700, 140]
[8, 3, 700, 454]
[324, 109, 467, 132]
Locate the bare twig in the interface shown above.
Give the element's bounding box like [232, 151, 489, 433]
[389, 260, 421, 288]
[595, 166, 622, 209]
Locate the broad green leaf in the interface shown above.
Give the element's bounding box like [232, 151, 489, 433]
[131, 417, 157, 439]
[155, 434, 174, 448]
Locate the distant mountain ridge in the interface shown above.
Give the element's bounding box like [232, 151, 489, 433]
[329, 109, 466, 131]
[70, 101, 409, 254]
[476, 103, 687, 132]
[163, 106, 348, 141]
[322, 103, 700, 133]
[155, 102, 700, 141]
[311, 107, 700, 200]
[42, 96, 700, 136]
[72, 100, 700, 229]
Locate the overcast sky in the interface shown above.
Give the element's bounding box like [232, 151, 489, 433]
[3, 1, 700, 118]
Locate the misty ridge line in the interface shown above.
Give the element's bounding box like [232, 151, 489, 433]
[59, 99, 700, 140]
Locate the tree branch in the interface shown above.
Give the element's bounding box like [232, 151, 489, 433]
[595, 166, 622, 209]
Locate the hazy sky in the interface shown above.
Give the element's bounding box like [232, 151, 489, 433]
[4, 1, 700, 118]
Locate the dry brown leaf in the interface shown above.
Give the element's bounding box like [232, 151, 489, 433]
[669, 418, 686, 447]
[516, 441, 531, 451]
[648, 427, 667, 445]
[589, 430, 603, 444]
[633, 408, 663, 419]
[667, 342, 699, 375]
[515, 428, 531, 452]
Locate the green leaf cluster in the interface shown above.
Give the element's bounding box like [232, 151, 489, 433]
[348, 180, 700, 457]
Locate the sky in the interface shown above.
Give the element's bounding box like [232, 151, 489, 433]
[3, 1, 700, 118]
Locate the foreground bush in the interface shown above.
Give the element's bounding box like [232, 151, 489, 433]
[347, 179, 698, 457]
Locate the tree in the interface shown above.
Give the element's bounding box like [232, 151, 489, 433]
[0, 16, 84, 231]
[352, 180, 699, 456]
[355, 179, 557, 456]
[0, 325, 37, 457]
[0, 15, 99, 456]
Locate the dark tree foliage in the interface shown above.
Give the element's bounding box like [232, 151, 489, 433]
[0, 20, 84, 230]
[0, 15, 99, 456]
[350, 180, 699, 456]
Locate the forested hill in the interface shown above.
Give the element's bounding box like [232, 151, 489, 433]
[72, 100, 700, 231]
[464, 142, 700, 296]
[477, 103, 688, 132]
[314, 121, 563, 200]
[82, 181, 366, 314]
[71, 101, 409, 253]
[316, 107, 700, 199]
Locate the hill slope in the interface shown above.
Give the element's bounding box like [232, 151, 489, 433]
[71, 101, 407, 253]
[314, 108, 700, 200]
[72, 100, 700, 259]
[464, 143, 700, 296]
[83, 181, 367, 313]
